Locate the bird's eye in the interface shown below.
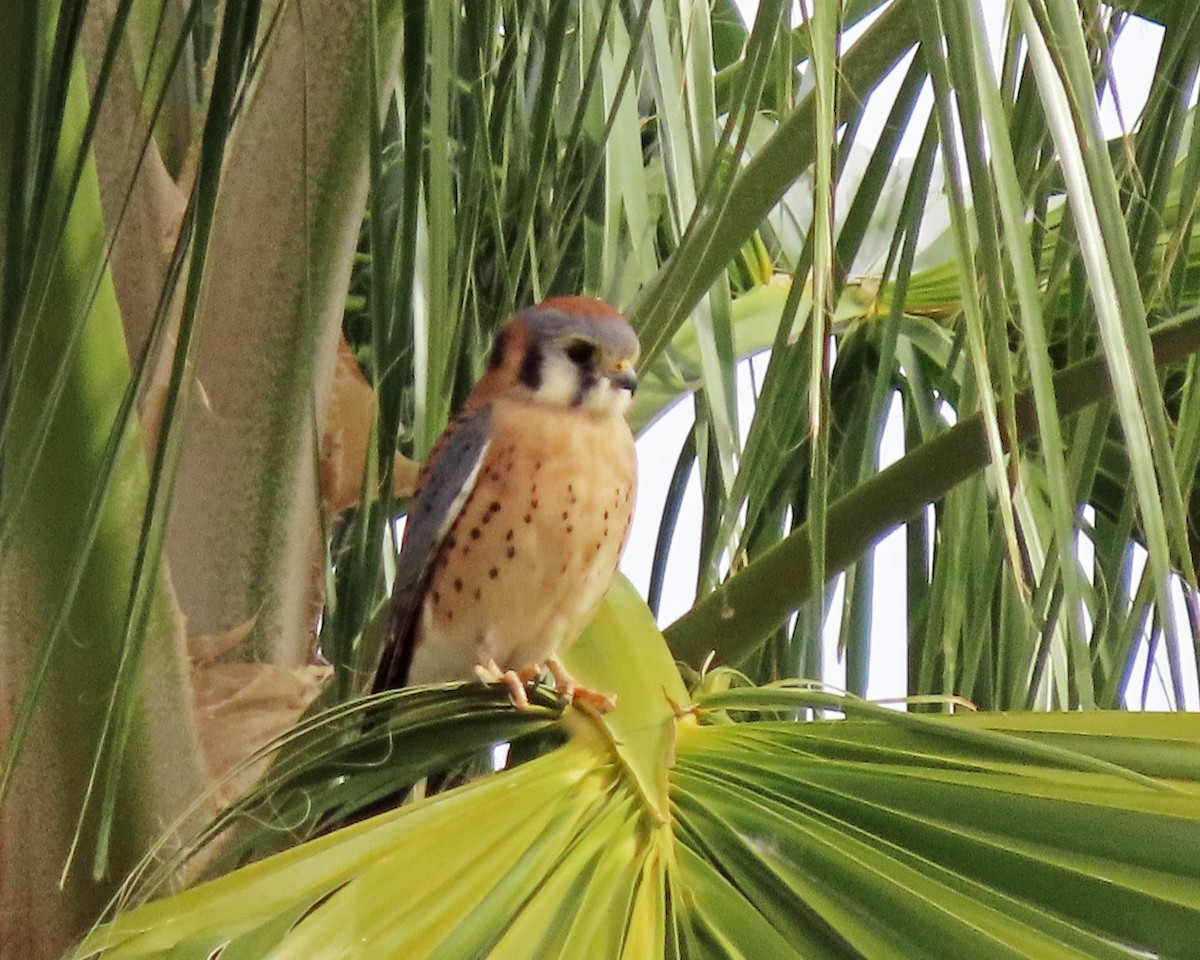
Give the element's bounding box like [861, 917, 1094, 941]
[565, 340, 597, 365]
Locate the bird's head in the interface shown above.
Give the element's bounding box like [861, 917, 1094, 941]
[485, 296, 640, 416]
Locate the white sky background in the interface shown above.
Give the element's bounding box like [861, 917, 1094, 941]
[622, 4, 1200, 709]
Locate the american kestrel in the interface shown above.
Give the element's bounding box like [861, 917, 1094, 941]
[372, 296, 639, 711]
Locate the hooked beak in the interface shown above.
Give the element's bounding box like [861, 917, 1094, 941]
[611, 368, 638, 395]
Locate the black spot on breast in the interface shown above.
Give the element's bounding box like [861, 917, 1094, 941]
[489, 567, 499, 579]
[488, 329, 510, 369]
[454, 579, 463, 592]
[566, 525, 573, 534]
[561, 511, 569, 521]
[489, 501, 501, 513]
[506, 529, 514, 541]
[474, 587, 481, 600]
[518, 342, 544, 390]
[507, 545, 516, 559]
[524, 513, 532, 523]
[471, 528, 481, 540]
[432, 591, 441, 604]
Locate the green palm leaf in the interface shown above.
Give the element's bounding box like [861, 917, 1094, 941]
[75, 581, 1200, 960]
[7, 1, 1200, 957]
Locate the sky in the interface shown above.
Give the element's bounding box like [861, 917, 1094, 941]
[621, 5, 1199, 709]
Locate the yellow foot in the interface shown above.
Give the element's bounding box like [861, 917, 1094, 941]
[546, 655, 617, 714]
[474, 658, 533, 710]
[516, 663, 543, 683]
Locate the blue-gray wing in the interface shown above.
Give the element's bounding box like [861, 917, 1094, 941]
[372, 409, 493, 692]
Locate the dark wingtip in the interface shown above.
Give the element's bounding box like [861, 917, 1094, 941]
[372, 623, 418, 694]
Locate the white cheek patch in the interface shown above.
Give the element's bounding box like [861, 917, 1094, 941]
[536, 354, 580, 406]
[532, 353, 634, 416]
[581, 379, 633, 415]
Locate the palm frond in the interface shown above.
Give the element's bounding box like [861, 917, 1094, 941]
[74, 585, 1200, 960]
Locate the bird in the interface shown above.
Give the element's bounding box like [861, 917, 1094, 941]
[372, 295, 639, 712]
